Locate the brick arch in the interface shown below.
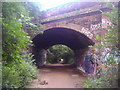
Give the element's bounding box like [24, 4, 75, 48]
[33, 27, 94, 49]
[45, 24, 80, 33]
[32, 27, 95, 67]
[44, 21, 99, 42]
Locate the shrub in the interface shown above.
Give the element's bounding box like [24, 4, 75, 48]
[83, 2, 119, 88]
[2, 2, 38, 88]
[2, 56, 38, 88]
[83, 65, 118, 88]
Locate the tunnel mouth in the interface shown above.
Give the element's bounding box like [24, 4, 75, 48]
[32, 27, 95, 67]
[32, 27, 95, 50]
[46, 45, 75, 66]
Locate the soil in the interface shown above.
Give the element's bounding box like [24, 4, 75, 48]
[30, 64, 88, 88]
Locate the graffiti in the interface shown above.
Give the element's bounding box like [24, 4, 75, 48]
[81, 27, 93, 39]
[102, 19, 112, 28]
[90, 23, 101, 30]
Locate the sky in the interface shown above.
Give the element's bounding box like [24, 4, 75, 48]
[29, 0, 118, 11]
[34, 0, 79, 10]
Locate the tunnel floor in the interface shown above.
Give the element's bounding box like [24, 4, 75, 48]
[38, 64, 76, 68]
[30, 64, 87, 88]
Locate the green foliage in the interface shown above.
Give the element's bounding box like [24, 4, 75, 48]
[83, 66, 118, 88]
[83, 2, 119, 88]
[47, 45, 74, 64]
[2, 58, 37, 88]
[2, 2, 31, 64]
[2, 2, 38, 88]
[0, 3, 2, 89]
[23, 2, 44, 37]
[0, 63, 1, 89]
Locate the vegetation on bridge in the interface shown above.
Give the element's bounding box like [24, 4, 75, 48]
[83, 2, 119, 88]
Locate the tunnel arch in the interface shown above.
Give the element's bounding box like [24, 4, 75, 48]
[32, 27, 95, 67]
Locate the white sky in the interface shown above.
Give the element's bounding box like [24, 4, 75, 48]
[24, 0, 119, 10]
[35, 0, 79, 10]
[3, 0, 118, 10]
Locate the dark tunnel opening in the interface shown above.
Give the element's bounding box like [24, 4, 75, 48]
[46, 45, 74, 65]
[32, 27, 95, 67]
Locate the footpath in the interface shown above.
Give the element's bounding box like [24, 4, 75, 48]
[30, 64, 87, 88]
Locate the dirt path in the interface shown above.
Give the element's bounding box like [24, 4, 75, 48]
[30, 65, 87, 88]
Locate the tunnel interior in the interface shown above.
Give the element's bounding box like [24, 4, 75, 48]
[32, 27, 95, 67]
[47, 44, 74, 65]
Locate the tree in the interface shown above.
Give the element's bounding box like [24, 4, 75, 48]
[23, 2, 44, 38]
[2, 2, 38, 88]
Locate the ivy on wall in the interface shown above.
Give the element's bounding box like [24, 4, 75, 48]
[83, 2, 119, 88]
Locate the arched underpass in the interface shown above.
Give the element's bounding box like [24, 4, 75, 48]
[31, 27, 95, 88]
[32, 27, 95, 68]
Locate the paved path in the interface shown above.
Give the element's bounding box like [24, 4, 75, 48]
[30, 65, 87, 88]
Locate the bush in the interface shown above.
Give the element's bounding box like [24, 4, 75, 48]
[2, 57, 38, 88]
[83, 65, 118, 88]
[83, 2, 119, 88]
[2, 2, 38, 88]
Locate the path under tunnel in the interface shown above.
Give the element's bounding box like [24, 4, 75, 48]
[30, 64, 87, 88]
